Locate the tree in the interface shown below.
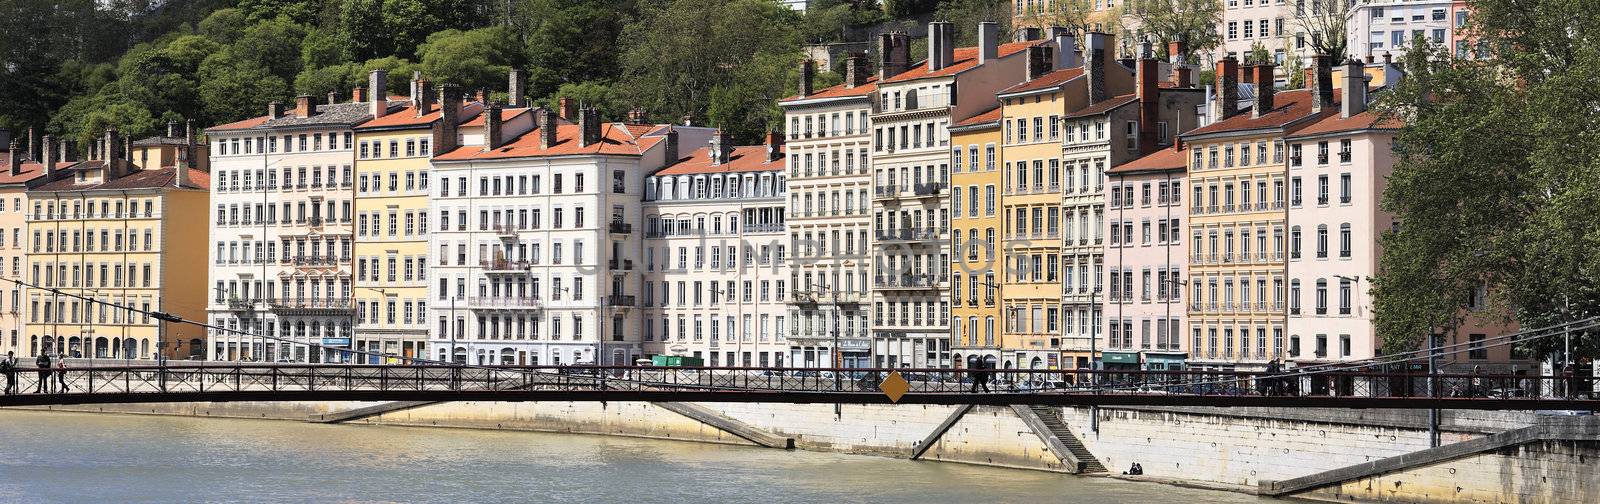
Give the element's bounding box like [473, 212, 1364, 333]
[1246, 41, 1271, 64]
[1015, 0, 1092, 34]
[935, 0, 1011, 46]
[1290, 0, 1348, 62]
[1126, 0, 1221, 63]
[617, 0, 801, 141]
[514, 0, 636, 100]
[417, 27, 521, 93]
[1373, 0, 1600, 360]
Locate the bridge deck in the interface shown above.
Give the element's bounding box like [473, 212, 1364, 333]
[0, 364, 1594, 410]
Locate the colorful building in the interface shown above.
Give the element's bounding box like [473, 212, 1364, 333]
[780, 56, 876, 368]
[947, 106, 1003, 369]
[2, 136, 69, 357]
[25, 129, 210, 360]
[1103, 146, 1189, 370]
[641, 133, 790, 367]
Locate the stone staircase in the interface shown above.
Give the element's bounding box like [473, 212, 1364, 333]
[1028, 405, 1106, 473]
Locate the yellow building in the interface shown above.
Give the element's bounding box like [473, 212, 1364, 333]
[352, 78, 482, 363]
[947, 107, 1004, 368]
[1179, 58, 1329, 370]
[24, 129, 210, 360]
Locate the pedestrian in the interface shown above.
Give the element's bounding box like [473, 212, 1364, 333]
[969, 358, 991, 393]
[35, 352, 51, 393]
[1, 351, 16, 395]
[55, 353, 69, 393]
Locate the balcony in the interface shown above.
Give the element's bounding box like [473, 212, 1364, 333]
[913, 182, 946, 197]
[745, 223, 785, 233]
[289, 256, 342, 268]
[226, 298, 262, 313]
[494, 224, 519, 238]
[873, 184, 903, 199]
[605, 294, 637, 307]
[481, 259, 531, 273]
[875, 227, 939, 243]
[608, 221, 633, 235]
[873, 273, 945, 291]
[268, 299, 356, 316]
[307, 216, 324, 228]
[467, 296, 543, 311]
[608, 259, 635, 271]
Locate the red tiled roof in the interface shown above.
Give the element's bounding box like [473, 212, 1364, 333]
[882, 41, 1039, 83]
[782, 77, 879, 102]
[953, 106, 1002, 127]
[1286, 106, 1401, 138]
[206, 115, 270, 132]
[1184, 88, 1342, 137]
[32, 166, 209, 191]
[433, 122, 669, 161]
[1064, 94, 1138, 119]
[998, 67, 1084, 96]
[357, 102, 484, 129]
[461, 107, 534, 127]
[1107, 147, 1187, 174]
[653, 145, 784, 176]
[0, 154, 66, 184]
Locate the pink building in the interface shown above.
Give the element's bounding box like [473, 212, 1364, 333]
[1282, 59, 1399, 366]
[1102, 146, 1188, 370]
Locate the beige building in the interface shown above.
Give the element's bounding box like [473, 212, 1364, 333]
[2, 138, 66, 357]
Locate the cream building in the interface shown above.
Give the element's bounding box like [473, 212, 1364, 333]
[641, 134, 790, 367]
[780, 55, 875, 368]
[2, 137, 66, 357]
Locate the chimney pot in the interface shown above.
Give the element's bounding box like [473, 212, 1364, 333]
[1252, 62, 1276, 118]
[1341, 59, 1368, 118]
[369, 70, 389, 118]
[765, 130, 783, 162]
[559, 97, 577, 121]
[484, 104, 504, 151]
[352, 87, 367, 104]
[709, 130, 733, 165]
[539, 108, 559, 150]
[878, 31, 911, 79]
[6, 140, 19, 176]
[845, 53, 870, 88]
[1215, 56, 1240, 120]
[437, 84, 463, 155]
[327, 91, 338, 105]
[414, 80, 435, 116]
[41, 135, 56, 176]
[578, 107, 601, 147]
[1311, 54, 1335, 113]
[166, 120, 177, 138]
[507, 69, 527, 107]
[799, 59, 816, 97]
[977, 22, 999, 64]
[269, 101, 284, 119]
[1168, 39, 1188, 64]
[295, 95, 313, 118]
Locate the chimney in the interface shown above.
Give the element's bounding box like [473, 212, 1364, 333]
[927, 22, 954, 72]
[1026, 45, 1054, 81]
[1310, 54, 1334, 113]
[1137, 52, 1159, 152]
[105, 129, 121, 161]
[1215, 56, 1240, 120]
[1171, 64, 1193, 88]
[845, 53, 869, 88]
[484, 104, 504, 151]
[474, 89, 486, 104]
[166, 120, 177, 138]
[173, 130, 190, 189]
[60, 138, 73, 163]
[295, 95, 313, 118]
[268, 101, 284, 119]
[408, 72, 420, 104]
[1240, 63, 1256, 85]
[1051, 30, 1079, 69]
[1168, 38, 1187, 64]
[325, 91, 337, 105]
[1252, 62, 1276, 118]
[352, 87, 367, 104]
[1084, 32, 1110, 103]
[579, 107, 601, 147]
[627, 107, 648, 124]
[1016, 27, 1042, 42]
[708, 130, 733, 165]
[184, 119, 196, 169]
[26, 128, 35, 161]
[414, 80, 435, 116]
[41, 135, 56, 176]
[436, 84, 463, 155]
[558, 97, 577, 121]
[6, 140, 18, 176]
[538, 108, 559, 149]
[1382, 52, 1392, 64]
[765, 130, 783, 162]
[663, 126, 680, 165]
[1341, 58, 1368, 118]
[799, 59, 816, 97]
[878, 31, 910, 79]
[977, 22, 999, 64]
[367, 70, 388, 118]
[508, 69, 527, 107]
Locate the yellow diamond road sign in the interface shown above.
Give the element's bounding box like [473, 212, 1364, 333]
[879, 371, 909, 403]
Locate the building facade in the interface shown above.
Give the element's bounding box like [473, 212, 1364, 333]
[948, 108, 1003, 369]
[2, 138, 65, 357]
[1103, 147, 1189, 370]
[427, 106, 710, 366]
[25, 131, 210, 361]
[205, 94, 375, 362]
[641, 135, 790, 367]
[780, 57, 876, 368]
[1348, 0, 1456, 62]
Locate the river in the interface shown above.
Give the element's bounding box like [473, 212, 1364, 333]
[0, 411, 1280, 503]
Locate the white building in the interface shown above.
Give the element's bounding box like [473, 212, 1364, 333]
[641, 133, 790, 367]
[1347, 0, 1456, 62]
[779, 55, 876, 368]
[868, 22, 1033, 367]
[206, 93, 384, 362]
[427, 105, 711, 366]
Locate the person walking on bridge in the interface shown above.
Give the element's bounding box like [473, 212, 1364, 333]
[968, 359, 991, 393]
[1, 351, 17, 394]
[35, 352, 51, 393]
[54, 353, 69, 393]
